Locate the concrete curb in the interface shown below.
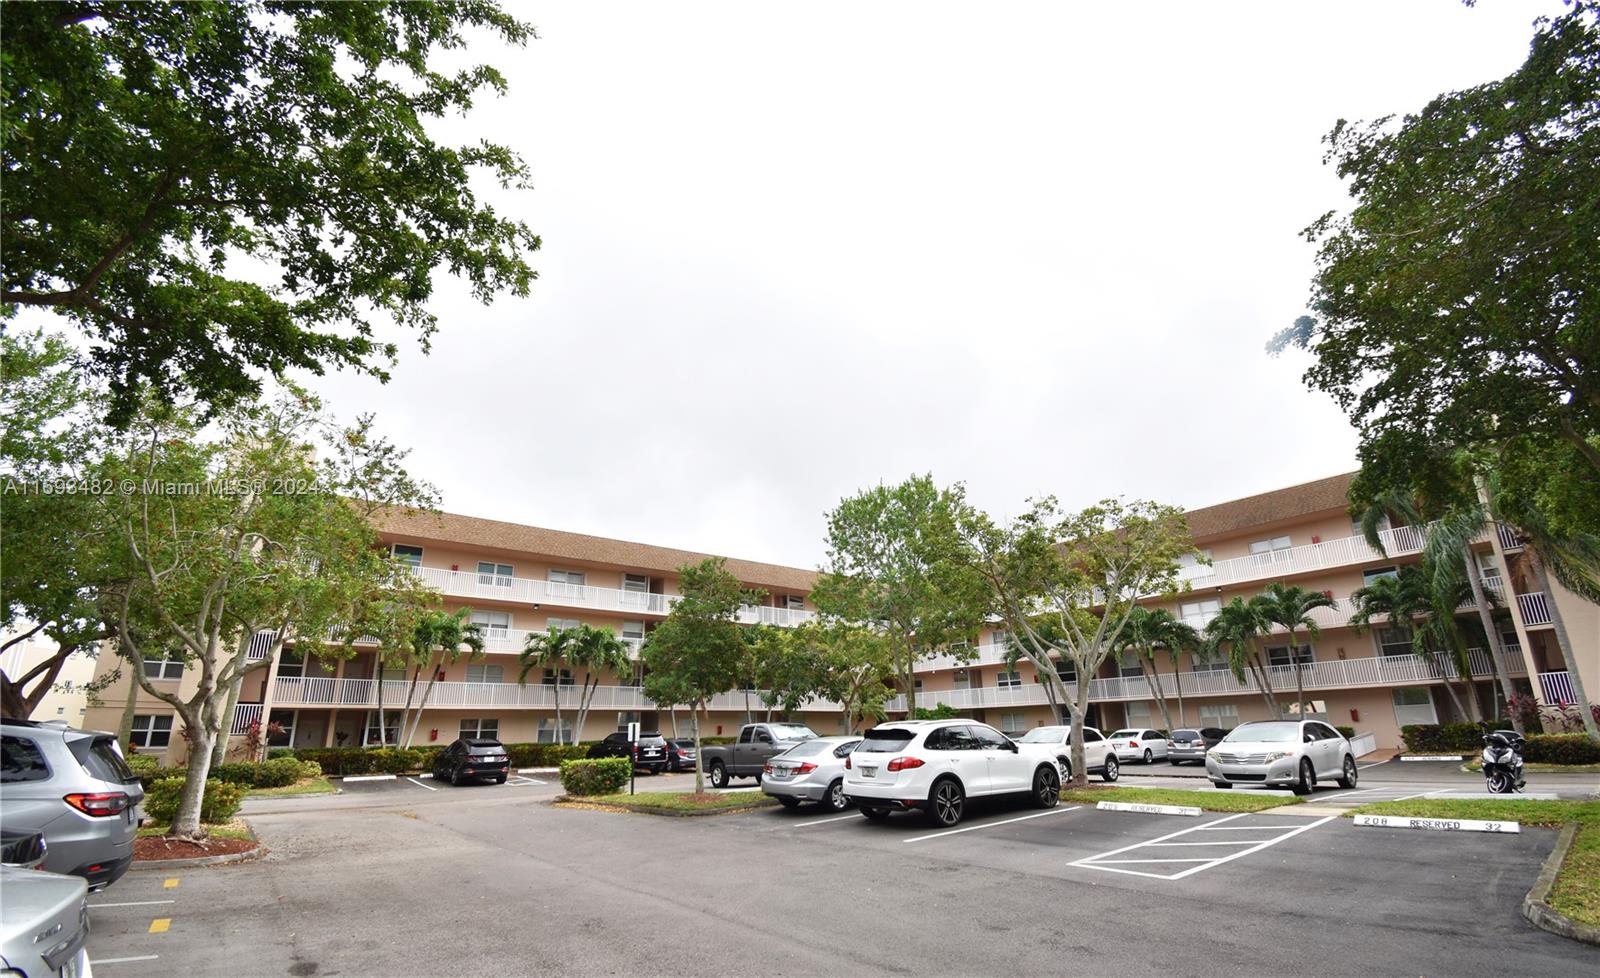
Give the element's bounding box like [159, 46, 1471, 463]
[130, 845, 266, 869]
[1522, 823, 1600, 946]
[552, 795, 778, 817]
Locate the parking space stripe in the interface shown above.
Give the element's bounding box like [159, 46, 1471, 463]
[1146, 840, 1276, 846]
[1071, 811, 1338, 882]
[1165, 816, 1335, 880]
[1197, 824, 1307, 831]
[90, 900, 176, 908]
[791, 813, 860, 828]
[1095, 857, 1215, 864]
[90, 955, 161, 965]
[405, 776, 437, 791]
[903, 805, 1083, 844]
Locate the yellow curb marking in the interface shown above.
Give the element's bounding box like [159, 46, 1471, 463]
[163, 878, 179, 889]
[149, 918, 171, 934]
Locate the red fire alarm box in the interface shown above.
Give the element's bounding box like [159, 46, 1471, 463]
[1311, 535, 1321, 544]
[1349, 708, 1360, 722]
[429, 728, 438, 741]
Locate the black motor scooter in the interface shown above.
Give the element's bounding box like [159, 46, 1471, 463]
[1481, 729, 1526, 794]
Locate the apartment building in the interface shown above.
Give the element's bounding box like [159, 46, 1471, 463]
[79, 473, 1599, 761]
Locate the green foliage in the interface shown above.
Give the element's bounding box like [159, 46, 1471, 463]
[203, 757, 305, 788]
[144, 777, 244, 824]
[266, 748, 296, 760]
[125, 753, 160, 776]
[559, 757, 632, 796]
[291, 742, 586, 775]
[642, 558, 763, 714]
[1524, 734, 1600, 765]
[1, 1, 540, 425]
[1335, 725, 1356, 740]
[1400, 722, 1514, 752]
[517, 622, 631, 746]
[914, 703, 959, 720]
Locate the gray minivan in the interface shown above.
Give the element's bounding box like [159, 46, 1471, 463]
[0, 719, 146, 890]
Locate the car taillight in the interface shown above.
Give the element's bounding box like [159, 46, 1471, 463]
[1129, 740, 1139, 747]
[763, 763, 774, 775]
[678, 749, 689, 758]
[886, 756, 925, 772]
[795, 763, 817, 774]
[64, 792, 130, 817]
[844, 755, 852, 769]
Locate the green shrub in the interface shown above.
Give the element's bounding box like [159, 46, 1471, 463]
[370, 747, 423, 774]
[1335, 725, 1356, 740]
[1524, 734, 1600, 765]
[211, 762, 262, 786]
[144, 777, 245, 824]
[137, 764, 187, 790]
[698, 736, 736, 746]
[126, 753, 160, 776]
[1400, 722, 1512, 753]
[559, 757, 631, 796]
[266, 747, 296, 760]
[256, 756, 303, 787]
[297, 759, 323, 779]
[291, 742, 596, 776]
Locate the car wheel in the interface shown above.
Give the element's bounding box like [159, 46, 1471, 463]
[450, 767, 463, 787]
[860, 806, 890, 820]
[652, 764, 665, 775]
[495, 775, 507, 785]
[709, 761, 728, 789]
[1142, 748, 1153, 765]
[1169, 757, 1181, 766]
[1033, 765, 1060, 809]
[1291, 759, 1315, 795]
[929, 778, 965, 827]
[778, 796, 801, 809]
[1102, 755, 1120, 782]
[824, 778, 849, 812]
[1337, 756, 1358, 789]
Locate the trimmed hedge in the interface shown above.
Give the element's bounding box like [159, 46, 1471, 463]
[1400, 722, 1513, 753]
[559, 757, 632, 796]
[144, 777, 245, 824]
[137, 758, 322, 790]
[291, 742, 592, 776]
[1335, 725, 1356, 740]
[1523, 734, 1600, 765]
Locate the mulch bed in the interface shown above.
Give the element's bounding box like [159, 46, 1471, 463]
[133, 835, 258, 861]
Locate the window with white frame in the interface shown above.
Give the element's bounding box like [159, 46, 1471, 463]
[267, 709, 296, 746]
[1124, 702, 1153, 728]
[1362, 567, 1398, 586]
[142, 652, 184, 681]
[616, 711, 640, 731]
[275, 651, 304, 679]
[621, 573, 650, 605]
[547, 617, 581, 633]
[363, 711, 401, 746]
[466, 664, 503, 684]
[990, 629, 1013, 651]
[1377, 627, 1414, 658]
[620, 620, 646, 643]
[1354, 514, 1392, 537]
[130, 714, 173, 749]
[623, 662, 645, 687]
[1119, 652, 1144, 677]
[537, 717, 574, 743]
[470, 609, 512, 639]
[1266, 644, 1314, 668]
[1392, 686, 1437, 727]
[1177, 549, 1213, 571]
[1179, 598, 1221, 626]
[1192, 650, 1230, 672]
[1248, 536, 1292, 556]
[998, 712, 1025, 735]
[478, 561, 513, 586]
[547, 569, 586, 595]
[542, 668, 574, 687]
[1198, 703, 1240, 729]
[952, 669, 972, 690]
[391, 544, 423, 567]
[996, 670, 1021, 689]
[780, 594, 804, 610]
[460, 718, 499, 739]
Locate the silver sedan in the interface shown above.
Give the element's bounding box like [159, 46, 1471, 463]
[1206, 720, 1359, 794]
[761, 735, 862, 812]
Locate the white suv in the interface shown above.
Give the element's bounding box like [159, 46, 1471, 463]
[842, 720, 1064, 827]
[1014, 725, 1121, 782]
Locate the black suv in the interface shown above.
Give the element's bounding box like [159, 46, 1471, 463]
[587, 731, 668, 774]
[433, 738, 509, 785]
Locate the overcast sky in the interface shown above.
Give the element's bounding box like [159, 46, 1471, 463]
[308, 0, 1555, 570]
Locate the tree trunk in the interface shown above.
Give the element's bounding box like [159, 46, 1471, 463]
[1067, 670, 1091, 787]
[118, 666, 140, 746]
[1289, 627, 1306, 719]
[1143, 650, 1173, 731]
[1172, 657, 1187, 728]
[691, 703, 705, 795]
[402, 661, 447, 748]
[1248, 649, 1280, 717]
[1528, 549, 1600, 742]
[374, 656, 387, 747]
[1465, 548, 1522, 734]
[551, 680, 565, 747]
[212, 675, 243, 766]
[571, 674, 600, 746]
[169, 713, 217, 840]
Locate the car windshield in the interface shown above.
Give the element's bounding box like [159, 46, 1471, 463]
[768, 724, 818, 742]
[778, 740, 831, 757]
[1171, 730, 1200, 740]
[1223, 723, 1300, 743]
[1110, 730, 1139, 739]
[76, 737, 138, 783]
[857, 728, 916, 752]
[1019, 727, 1068, 743]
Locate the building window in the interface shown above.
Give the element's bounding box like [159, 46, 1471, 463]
[779, 594, 804, 610]
[1248, 536, 1292, 556]
[990, 630, 1013, 649]
[1179, 598, 1220, 626]
[1392, 686, 1437, 727]
[996, 670, 1022, 689]
[621, 574, 650, 605]
[1266, 645, 1314, 668]
[363, 711, 402, 746]
[616, 711, 640, 732]
[1119, 652, 1144, 678]
[143, 653, 184, 681]
[391, 544, 423, 567]
[1363, 567, 1398, 586]
[466, 664, 504, 684]
[460, 718, 499, 739]
[620, 620, 646, 643]
[130, 714, 174, 749]
[624, 662, 645, 687]
[1377, 627, 1414, 658]
[470, 610, 512, 638]
[1192, 653, 1230, 673]
[276, 652, 304, 679]
[547, 569, 586, 595]
[998, 712, 1025, 735]
[542, 668, 574, 687]
[1199, 703, 1240, 729]
[952, 668, 971, 690]
[478, 561, 513, 586]
[1177, 549, 1213, 570]
[1124, 702, 1153, 728]
[537, 718, 574, 743]
[546, 617, 580, 633]
[267, 709, 296, 747]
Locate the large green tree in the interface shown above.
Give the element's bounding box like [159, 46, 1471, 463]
[1, 1, 540, 425]
[1256, 582, 1337, 721]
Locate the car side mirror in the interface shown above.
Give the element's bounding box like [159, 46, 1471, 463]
[1007, 740, 1019, 752]
[1303, 734, 1315, 744]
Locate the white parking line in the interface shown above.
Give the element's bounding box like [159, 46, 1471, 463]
[791, 813, 861, 828]
[90, 899, 176, 908]
[903, 805, 1083, 844]
[404, 776, 437, 791]
[90, 955, 161, 965]
[1070, 812, 1336, 881]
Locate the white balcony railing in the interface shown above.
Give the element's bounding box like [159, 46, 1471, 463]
[410, 566, 818, 628]
[230, 702, 264, 735]
[1173, 524, 1427, 592]
[269, 676, 844, 713]
[1538, 671, 1577, 706]
[1496, 523, 1524, 552]
[1517, 591, 1553, 627]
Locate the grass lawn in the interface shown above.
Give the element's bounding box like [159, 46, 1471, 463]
[138, 819, 254, 841]
[1346, 798, 1600, 929]
[579, 790, 776, 813]
[1060, 786, 1303, 813]
[245, 776, 336, 797]
[1464, 758, 1600, 774]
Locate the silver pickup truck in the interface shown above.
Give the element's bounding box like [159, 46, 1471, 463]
[700, 723, 819, 788]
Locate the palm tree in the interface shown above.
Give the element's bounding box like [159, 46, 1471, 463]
[1256, 583, 1336, 720]
[400, 608, 485, 747]
[518, 626, 581, 745]
[1347, 567, 1473, 721]
[1160, 616, 1203, 729]
[565, 624, 634, 744]
[1112, 608, 1198, 732]
[1202, 597, 1280, 717]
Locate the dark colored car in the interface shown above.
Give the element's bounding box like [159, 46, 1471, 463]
[1168, 727, 1230, 764]
[587, 732, 669, 774]
[665, 738, 698, 773]
[433, 738, 509, 785]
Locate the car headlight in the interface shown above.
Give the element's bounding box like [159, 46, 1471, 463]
[1263, 751, 1292, 762]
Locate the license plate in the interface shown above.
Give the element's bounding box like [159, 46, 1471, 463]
[861, 766, 877, 778]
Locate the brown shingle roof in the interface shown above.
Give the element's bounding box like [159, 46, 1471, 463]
[371, 507, 817, 592]
[1184, 472, 1356, 541]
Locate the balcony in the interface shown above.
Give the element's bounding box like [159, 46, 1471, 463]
[1174, 524, 1427, 592]
[269, 676, 844, 713]
[1538, 671, 1577, 705]
[410, 566, 817, 628]
[1496, 523, 1524, 552]
[1516, 591, 1553, 626]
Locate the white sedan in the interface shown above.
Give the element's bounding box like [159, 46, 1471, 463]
[1108, 728, 1169, 764]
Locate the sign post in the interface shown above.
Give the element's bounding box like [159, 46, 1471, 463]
[627, 721, 640, 796]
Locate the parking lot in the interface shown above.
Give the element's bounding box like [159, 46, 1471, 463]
[82, 761, 1596, 977]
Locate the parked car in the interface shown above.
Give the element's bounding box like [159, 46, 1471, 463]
[701, 723, 819, 787]
[1206, 719, 1358, 794]
[0, 719, 144, 890]
[1166, 727, 1228, 765]
[0, 866, 91, 978]
[761, 736, 861, 811]
[432, 737, 509, 785]
[0, 830, 48, 871]
[843, 720, 1063, 827]
[1108, 728, 1169, 764]
[664, 738, 698, 773]
[587, 731, 669, 774]
[1014, 725, 1120, 782]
